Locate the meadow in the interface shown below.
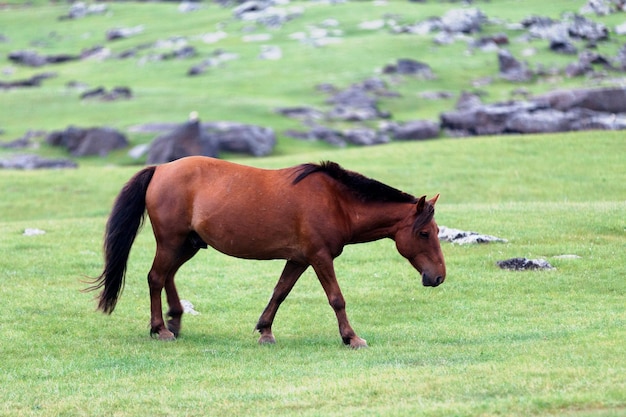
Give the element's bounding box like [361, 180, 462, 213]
[1, 132, 625, 416]
[1, 1, 625, 416]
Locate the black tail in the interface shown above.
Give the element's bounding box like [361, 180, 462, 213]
[86, 166, 157, 314]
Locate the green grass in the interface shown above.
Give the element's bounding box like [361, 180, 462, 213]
[1, 2, 625, 416]
[1, 133, 624, 416]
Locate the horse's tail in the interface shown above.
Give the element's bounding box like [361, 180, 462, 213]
[86, 166, 157, 314]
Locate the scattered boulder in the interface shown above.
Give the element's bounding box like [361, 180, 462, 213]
[146, 117, 218, 164]
[80, 86, 132, 101]
[386, 120, 440, 141]
[275, 106, 324, 122]
[497, 257, 554, 270]
[533, 86, 626, 113]
[0, 130, 45, 149]
[504, 109, 575, 134]
[343, 128, 389, 146]
[580, 0, 614, 15]
[550, 39, 578, 54]
[441, 100, 541, 136]
[498, 49, 533, 82]
[8, 50, 47, 67]
[455, 91, 483, 110]
[383, 58, 434, 78]
[233, 1, 273, 19]
[301, 125, 347, 147]
[522, 13, 608, 43]
[59, 2, 108, 20]
[442, 86, 626, 136]
[129, 118, 276, 157]
[440, 8, 487, 34]
[233, 1, 303, 28]
[471, 33, 509, 51]
[438, 226, 508, 245]
[567, 14, 609, 42]
[8, 50, 79, 67]
[322, 78, 399, 122]
[80, 45, 111, 60]
[46, 126, 128, 157]
[0, 154, 77, 169]
[205, 121, 275, 157]
[158, 45, 198, 61]
[106, 26, 144, 41]
[0, 72, 56, 89]
[326, 86, 389, 121]
[187, 50, 238, 76]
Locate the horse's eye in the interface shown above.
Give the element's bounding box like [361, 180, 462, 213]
[419, 231, 429, 239]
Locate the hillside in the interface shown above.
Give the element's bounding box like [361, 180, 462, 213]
[1, 0, 626, 161]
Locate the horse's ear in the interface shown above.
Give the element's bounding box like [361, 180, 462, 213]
[429, 193, 440, 206]
[416, 195, 426, 214]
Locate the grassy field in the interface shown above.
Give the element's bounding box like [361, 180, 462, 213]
[1, 1, 625, 416]
[1, 132, 625, 416]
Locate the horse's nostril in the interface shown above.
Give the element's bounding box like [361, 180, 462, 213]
[435, 276, 443, 285]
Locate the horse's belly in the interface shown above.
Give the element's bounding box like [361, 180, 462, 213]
[196, 217, 304, 261]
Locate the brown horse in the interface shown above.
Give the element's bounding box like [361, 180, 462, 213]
[88, 156, 446, 348]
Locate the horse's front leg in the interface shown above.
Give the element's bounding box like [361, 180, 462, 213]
[256, 260, 308, 344]
[312, 256, 368, 349]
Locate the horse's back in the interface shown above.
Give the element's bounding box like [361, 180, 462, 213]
[145, 156, 334, 260]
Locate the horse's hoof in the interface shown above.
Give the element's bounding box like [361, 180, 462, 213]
[167, 323, 180, 338]
[258, 334, 276, 345]
[158, 329, 176, 341]
[349, 337, 368, 349]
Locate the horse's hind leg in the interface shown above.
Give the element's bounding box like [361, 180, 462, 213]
[164, 276, 184, 338]
[148, 236, 199, 340]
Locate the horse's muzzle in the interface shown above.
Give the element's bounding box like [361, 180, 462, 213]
[422, 272, 444, 287]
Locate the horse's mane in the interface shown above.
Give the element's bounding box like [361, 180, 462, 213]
[293, 161, 417, 204]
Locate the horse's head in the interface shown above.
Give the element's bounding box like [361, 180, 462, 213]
[395, 194, 446, 287]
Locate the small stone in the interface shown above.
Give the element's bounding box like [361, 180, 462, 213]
[23, 228, 46, 236]
[497, 257, 554, 271]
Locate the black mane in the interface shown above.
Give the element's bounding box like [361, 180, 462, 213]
[293, 161, 417, 204]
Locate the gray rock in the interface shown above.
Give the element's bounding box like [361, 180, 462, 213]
[389, 120, 440, 141]
[440, 8, 487, 34]
[498, 49, 533, 82]
[106, 26, 144, 41]
[505, 109, 574, 133]
[438, 226, 508, 245]
[205, 121, 275, 156]
[147, 119, 218, 164]
[46, 126, 128, 157]
[383, 58, 434, 78]
[533, 87, 626, 113]
[0, 154, 77, 169]
[497, 257, 554, 270]
[343, 128, 389, 146]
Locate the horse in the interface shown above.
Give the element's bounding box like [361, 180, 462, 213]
[87, 156, 446, 348]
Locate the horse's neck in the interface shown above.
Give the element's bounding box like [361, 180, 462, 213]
[346, 201, 412, 244]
